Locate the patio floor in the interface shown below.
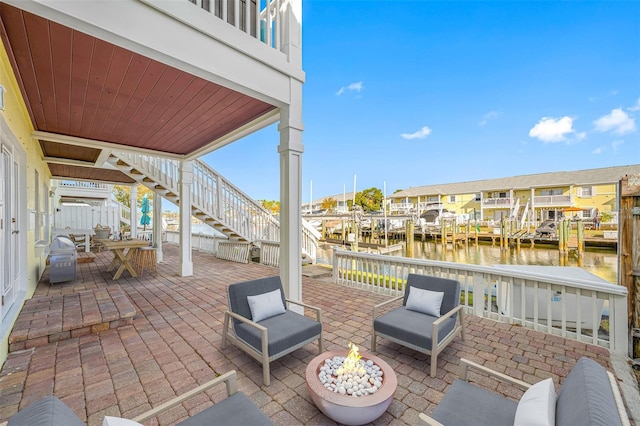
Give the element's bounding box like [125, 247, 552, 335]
[0, 244, 635, 425]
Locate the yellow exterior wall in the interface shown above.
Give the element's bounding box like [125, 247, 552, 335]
[395, 182, 621, 220]
[573, 183, 617, 213]
[0, 41, 51, 365]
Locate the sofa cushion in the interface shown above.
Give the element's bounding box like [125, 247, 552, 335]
[178, 392, 272, 425]
[102, 417, 143, 426]
[555, 357, 622, 426]
[514, 378, 556, 426]
[8, 396, 84, 426]
[432, 379, 517, 426]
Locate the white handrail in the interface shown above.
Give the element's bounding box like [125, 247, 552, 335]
[113, 152, 318, 263]
[332, 250, 628, 353]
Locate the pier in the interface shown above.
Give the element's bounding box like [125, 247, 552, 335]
[305, 213, 618, 252]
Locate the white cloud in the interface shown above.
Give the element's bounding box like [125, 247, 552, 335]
[401, 126, 432, 140]
[479, 111, 500, 126]
[593, 108, 636, 134]
[592, 147, 605, 154]
[528, 116, 576, 143]
[336, 81, 363, 96]
[628, 98, 640, 111]
[611, 140, 624, 152]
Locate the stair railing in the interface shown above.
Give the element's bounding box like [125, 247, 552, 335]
[113, 152, 318, 262]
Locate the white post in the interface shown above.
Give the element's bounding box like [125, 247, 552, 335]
[130, 185, 138, 239]
[611, 293, 629, 354]
[384, 181, 388, 247]
[278, 89, 304, 307]
[279, 0, 302, 67]
[179, 160, 193, 276]
[153, 191, 163, 263]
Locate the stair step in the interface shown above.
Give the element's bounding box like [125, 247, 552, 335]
[8, 287, 135, 352]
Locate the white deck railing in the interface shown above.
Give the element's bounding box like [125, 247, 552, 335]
[483, 197, 512, 207]
[188, 0, 287, 51]
[533, 195, 572, 206]
[389, 202, 414, 214]
[58, 180, 109, 190]
[113, 152, 318, 263]
[332, 250, 628, 353]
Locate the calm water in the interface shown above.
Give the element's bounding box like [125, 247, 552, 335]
[189, 222, 618, 284]
[316, 241, 618, 284]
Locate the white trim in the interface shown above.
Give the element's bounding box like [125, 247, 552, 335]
[32, 131, 184, 160]
[6, 0, 301, 106]
[185, 109, 280, 160]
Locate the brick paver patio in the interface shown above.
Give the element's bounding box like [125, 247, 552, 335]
[0, 244, 628, 425]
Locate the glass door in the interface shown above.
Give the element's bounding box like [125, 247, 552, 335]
[1, 146, 17, 320]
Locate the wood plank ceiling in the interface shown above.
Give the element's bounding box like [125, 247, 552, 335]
[0, 4, 276, 183]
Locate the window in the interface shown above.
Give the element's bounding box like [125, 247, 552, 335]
[474, 193, 481, 201]
[540, 188, 563, 196]
[449, 195, 456, 203]
[580, 186, 593, 197]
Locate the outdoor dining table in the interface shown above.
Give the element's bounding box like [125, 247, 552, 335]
[96, 239, 150, 280]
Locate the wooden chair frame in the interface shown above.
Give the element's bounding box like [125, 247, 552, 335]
[221, 299, 323, 386]
[132, 370, 238, 423]
[371, 291, 466, 378]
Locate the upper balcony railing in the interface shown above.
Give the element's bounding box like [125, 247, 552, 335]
[533, 195, 572, 206]
[188, 0, 290, 52]
[482, 197, 512, 207]
[58, 180, 109, 190]
[389, 202, 414, 214]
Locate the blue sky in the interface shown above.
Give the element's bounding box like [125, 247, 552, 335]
[201, 0, 640, 204]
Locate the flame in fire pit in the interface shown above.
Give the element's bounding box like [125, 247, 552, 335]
[336, 342, 365, 376]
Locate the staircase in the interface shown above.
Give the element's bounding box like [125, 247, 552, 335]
[107, 152, 319, 263]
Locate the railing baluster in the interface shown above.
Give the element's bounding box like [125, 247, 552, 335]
[331, 250, 625, 352]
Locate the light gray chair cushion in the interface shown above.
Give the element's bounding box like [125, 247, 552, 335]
[228, 276, 286, 325]
[234, 310, 322, 356]
[178, 392, 272, 426]
[432, 379, 517, 426]
[402, 274, 461, 318]
[555, 356, 622, 426]
[8, 396, 84, 426]
[373, 306, 456, 349]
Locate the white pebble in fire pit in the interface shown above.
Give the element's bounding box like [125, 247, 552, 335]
[318, 356, 384, 396]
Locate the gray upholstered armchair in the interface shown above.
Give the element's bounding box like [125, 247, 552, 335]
[221, 276, 323, 386]
[371, 273, 465, 377]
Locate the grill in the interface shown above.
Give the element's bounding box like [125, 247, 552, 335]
[49, 235, 77, 284]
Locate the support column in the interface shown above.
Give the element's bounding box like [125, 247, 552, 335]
[278, 93, 304, 305]
[130, 185, 138, 239]
[153, 192, 163, 263]
[179, 160, 193, 276]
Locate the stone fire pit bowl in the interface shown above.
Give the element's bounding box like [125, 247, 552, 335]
[305, 349, 397, 426]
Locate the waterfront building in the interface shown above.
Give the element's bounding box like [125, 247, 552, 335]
[389, 164, 640, 223]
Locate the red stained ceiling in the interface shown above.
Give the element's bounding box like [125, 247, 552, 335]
[0, 4, 276, 157]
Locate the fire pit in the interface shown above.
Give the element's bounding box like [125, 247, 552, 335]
[305, 344, 397, 426]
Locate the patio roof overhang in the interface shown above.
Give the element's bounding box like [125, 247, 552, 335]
[0, 3, 278, 184]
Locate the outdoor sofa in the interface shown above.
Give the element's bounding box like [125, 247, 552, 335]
[6, 370, 272, 426]
[419, 356, 630, 426]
